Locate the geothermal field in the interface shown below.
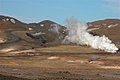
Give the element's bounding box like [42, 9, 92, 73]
[0, 16, 120, 80]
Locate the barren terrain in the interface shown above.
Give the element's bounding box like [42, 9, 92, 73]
[0, 15, 120, 80]
[0, 45, 120, 80]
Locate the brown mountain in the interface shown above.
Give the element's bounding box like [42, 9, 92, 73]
[87, 19, 120, 43]
[0, 15, 28, 32]
[0, 15, 67, 50]
[0, 15, 120, 51]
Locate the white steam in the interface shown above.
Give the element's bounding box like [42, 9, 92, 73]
[49, 24, 60, 34]
[63, 17, 118, 53]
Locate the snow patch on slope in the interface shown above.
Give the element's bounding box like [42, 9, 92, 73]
[87, 28, 100, 31]
[108, 24, 118, 28]
[10, 19, 16, 24]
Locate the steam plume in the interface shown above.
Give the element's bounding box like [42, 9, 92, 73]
[63, 17, 118, 53]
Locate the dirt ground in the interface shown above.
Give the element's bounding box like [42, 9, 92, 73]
[0, 45, 120, 80]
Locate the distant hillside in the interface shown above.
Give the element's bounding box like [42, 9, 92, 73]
[0, 15, 28, 32]
[0, 15, 67, 48]
[0, 15, 120, 49]
[87, 19, 120, 43]
[88, 19, 120, 28]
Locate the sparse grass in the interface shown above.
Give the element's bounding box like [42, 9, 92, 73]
[0, 45, 120, 80]
[36, 45, 103, 53]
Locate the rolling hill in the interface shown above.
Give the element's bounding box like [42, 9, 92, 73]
[0, 15, 67, 51]
[88, 19, 120, 43]
[0, 15, 120, 51]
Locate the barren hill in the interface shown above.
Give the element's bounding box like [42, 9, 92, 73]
[87, 19, 120, 43]
[0, 15, 120, 51]
[0, 15, 67, 51]
[0, 15, 28, 32]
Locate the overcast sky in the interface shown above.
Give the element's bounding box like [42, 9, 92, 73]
[0, 0, 120, 24]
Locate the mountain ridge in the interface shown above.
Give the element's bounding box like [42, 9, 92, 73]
[0, 15, 120, 48]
